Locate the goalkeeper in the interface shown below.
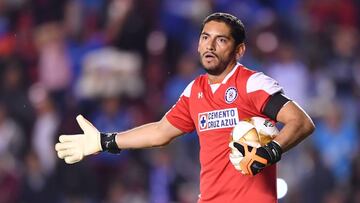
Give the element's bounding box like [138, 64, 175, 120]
[55, 12, 315, 203]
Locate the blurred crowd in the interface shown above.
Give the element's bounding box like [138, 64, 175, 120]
[0, 0, 360, 202]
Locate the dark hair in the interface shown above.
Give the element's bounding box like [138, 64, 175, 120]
[200, 12, 245, 45]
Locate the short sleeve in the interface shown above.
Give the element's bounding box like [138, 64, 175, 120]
[246, 72, 283, 113]
[165, 82, 195, 133]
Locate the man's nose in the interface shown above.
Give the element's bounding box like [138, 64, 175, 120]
[206, 39, 216, 51]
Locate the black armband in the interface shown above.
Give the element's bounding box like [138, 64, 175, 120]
[263, 92, 291, 121]
[100, 132, 122, 154]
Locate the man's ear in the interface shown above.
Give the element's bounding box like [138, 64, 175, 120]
[235, 43, 246, 60]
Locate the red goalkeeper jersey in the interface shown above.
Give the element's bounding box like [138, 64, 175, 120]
[166, 63, 283, 203]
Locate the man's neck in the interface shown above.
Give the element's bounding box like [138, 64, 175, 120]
[207, 60, 237, 84]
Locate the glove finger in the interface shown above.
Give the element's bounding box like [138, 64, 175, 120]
[229, 153, 243, 164]
[64, 155, 81, 164]
[229, 153, 243, 160]
[231, 162, 242, 171]
[55, 142, 72, 151]
[57, 146, 77, 158]
[76, 115, 96, 133]
[229, 142, 243, 156]
[59, 135, 79, 143]
[234, 164, 242, 171]
[229, 154, 243, 172]
[233, 142, 246, 155]
[57, 149, 71, 159]
[229, 141, 237, 150]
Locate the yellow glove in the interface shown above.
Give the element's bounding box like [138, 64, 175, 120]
[55, 115, 102, 164]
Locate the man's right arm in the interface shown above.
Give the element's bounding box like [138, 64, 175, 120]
[116, 116, 184, 149]
[55, 115, 184, 164]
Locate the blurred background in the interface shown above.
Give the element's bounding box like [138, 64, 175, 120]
[0, 0, 359, 202]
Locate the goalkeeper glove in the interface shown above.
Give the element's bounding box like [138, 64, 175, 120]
[55, 115, 121, 164]
[232, 140, 282, 176]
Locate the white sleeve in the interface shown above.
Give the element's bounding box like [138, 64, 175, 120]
[246, 72, 283, 95]
[180, 80, 195, 97]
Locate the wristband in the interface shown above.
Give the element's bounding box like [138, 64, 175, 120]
[262, 140, 282, 164]
[100, 132, 122, 154]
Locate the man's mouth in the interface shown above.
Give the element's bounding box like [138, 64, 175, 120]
[204, 52, 217, 59]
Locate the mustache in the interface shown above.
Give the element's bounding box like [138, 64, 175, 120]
[203, 51, 218, 58]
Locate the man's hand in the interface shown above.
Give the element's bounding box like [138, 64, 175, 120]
[230, 141, 282, 176]
[55, 115, 102, 164]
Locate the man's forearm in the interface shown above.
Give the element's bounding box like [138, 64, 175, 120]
[273, 117, 314, 152]
[115, 122, 168, 149]
[115, 117, 184, 149]
[274, 102, 315, 152]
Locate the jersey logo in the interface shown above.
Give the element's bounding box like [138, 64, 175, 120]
[225, 87, 238, 104]
[198, 92, 203, 99]
[198, 108, 239, 131]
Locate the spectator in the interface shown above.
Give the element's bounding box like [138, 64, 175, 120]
[29, 84, 60, 176]
[313, 101, 358, 185]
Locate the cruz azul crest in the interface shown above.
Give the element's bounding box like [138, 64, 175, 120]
[225, 87, 238, 104]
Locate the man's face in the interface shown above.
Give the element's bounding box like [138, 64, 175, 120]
[198, 21, 237, 76]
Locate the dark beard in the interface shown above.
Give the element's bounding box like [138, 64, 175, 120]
[200, 50, 236, 76]
[202, 60, 228, 76]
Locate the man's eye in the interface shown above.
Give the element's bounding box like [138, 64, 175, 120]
[218, 38, 227, 43]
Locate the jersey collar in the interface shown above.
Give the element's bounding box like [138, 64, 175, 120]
[221, 62, 241, 84]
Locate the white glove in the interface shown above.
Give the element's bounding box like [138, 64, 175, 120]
[229, 141, 245, 174]
[55, 115, 102, 164]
